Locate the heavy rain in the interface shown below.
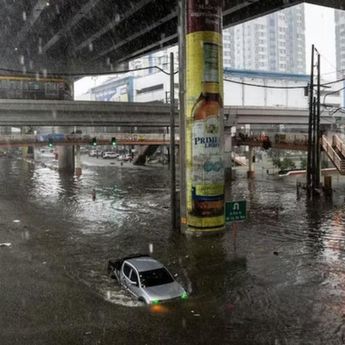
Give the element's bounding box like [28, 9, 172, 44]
[1, 155, 345, 344]
[1, 1, 345, 345]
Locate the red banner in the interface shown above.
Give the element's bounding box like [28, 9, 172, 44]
[187, 0, 222, 34]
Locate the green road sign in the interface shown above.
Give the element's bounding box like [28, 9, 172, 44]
[225, 200, 247, 222]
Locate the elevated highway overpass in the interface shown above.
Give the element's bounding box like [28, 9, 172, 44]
[0, 99, 336, 127]
[0, 1, 343, 74]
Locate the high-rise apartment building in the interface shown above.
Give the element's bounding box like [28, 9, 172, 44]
[223, 4, 306, 74]
[335, 9, 345, 106]
[80, 5, 307, 101]
[335, 9, 345, 78]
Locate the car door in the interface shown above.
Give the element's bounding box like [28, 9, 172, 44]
[122, 263, 140, 297]
[122, 263, 132, 288]
[127, 269, 141, 297]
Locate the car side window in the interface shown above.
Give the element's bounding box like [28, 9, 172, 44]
[123, 263, 131, 278]
[130, 270, 139, 285]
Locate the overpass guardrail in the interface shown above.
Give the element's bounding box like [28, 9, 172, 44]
[0, 133, 180, 147]
[321, 135, 345, 175]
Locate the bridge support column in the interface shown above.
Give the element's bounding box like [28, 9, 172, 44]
[247, 147, 255, 178]
[75, 145, 82, 176]
[57, 78, 75, 173]
[21, 127, 34, 159]
[55, 126, 74, 173]
[184, 0, 225, 236]
[324, 175, 332, 195]
[57, 145, 74, 172]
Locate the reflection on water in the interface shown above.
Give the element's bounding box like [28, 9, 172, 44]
[4, 158, 345, 343]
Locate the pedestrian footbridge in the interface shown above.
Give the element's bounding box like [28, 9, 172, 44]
[321, 135, 345, 175]
[0, 133, 176, 147]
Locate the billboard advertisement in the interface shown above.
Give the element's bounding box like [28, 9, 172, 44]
[185, 0, 225, 231]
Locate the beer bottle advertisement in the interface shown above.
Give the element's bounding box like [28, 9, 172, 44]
[186, 0, 225, 232]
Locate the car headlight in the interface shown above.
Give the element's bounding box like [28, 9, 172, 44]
[180, 291, 188, 300]
[151, 299, 160, 305]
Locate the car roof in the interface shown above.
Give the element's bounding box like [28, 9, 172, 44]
[126, 256, 164, 272]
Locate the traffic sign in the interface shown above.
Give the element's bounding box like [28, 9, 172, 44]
[225, 200, 247, 222]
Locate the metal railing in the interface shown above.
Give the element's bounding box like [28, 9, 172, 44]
[321, 135, 345, 174]
[0, 133, 180, 146]
[332, 134, 345, 158]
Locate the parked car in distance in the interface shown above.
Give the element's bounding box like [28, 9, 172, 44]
[124, 154, 132, 162]
[88, 150, 102, 157]
[107, 254, 188, 304]
[102, 152, 119, 159]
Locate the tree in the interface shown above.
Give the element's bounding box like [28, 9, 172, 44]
[281, 158, 296, 170]
[272, 157, 296, 171]
[272, 157, 282, 169]
[300, 157, 307, 169]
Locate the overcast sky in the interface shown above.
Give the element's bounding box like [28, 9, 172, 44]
[305, 3, 336, 80]
[75, 3, 339, 96]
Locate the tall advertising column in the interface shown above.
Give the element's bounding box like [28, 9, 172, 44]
[185, 0, 225, 235]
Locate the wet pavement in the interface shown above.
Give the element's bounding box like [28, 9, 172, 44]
[1, 156, 345, 344]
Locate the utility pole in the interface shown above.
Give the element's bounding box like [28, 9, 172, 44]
[307, 44, 314, 197]
[170, 52, 177, 229]
[178, 0, 186, 233]
[316, 53, 321, 188]
[312, 96, 317, 190]
[307, 45, 321, 197]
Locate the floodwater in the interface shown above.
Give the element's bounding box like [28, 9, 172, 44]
[2, 156, 345, 344]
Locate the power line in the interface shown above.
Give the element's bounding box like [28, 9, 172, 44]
[321, 76, 345, 86]
[0, 63, 344, 90]
[0, 65, 178, 77]
[323, 84, 345, 104]
[223, 78, 307, 89]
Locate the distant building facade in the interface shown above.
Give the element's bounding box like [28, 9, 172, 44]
[335, 9, 345, 106]
[223, 69, 309, 108]
[82, 68, 339, 109]
[89, 76, 135, 102]
[335, 9, 345, 78]
[223, 4, 306, 74]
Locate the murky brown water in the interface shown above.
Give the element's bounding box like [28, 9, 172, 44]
[2, 156, 345, 344]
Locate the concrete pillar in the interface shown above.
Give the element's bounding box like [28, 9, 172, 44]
[55, 126, 74, 172]
[33, 146, 41, 161]
[75, 145, 82, 176]
[324, 175, 332, 195]
[184, 0, 225, 235]
[57, 144, 75, 172]
[247, 146, 255, 178]
[21, 126, 34, 159]
[57, 78, 75, 173]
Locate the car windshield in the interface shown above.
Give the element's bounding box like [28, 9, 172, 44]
[139, 268, 174, 287]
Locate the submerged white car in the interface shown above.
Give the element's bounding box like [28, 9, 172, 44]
[102, 152, 118, 159]
[107, 254, 187, 304]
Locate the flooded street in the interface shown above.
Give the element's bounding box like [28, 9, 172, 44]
[2, 156, 345, 344]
